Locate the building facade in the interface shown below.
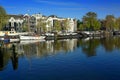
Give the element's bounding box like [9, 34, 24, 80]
[8, 17, 23, 32]
[7, 13, 77, 33]
[46, 16, 77, 33]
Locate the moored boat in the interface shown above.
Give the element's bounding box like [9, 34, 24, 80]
[20, 39, 45, 45]
[10, 39, 20, 43]
[0, 38, 20, 43]
[0, 31, 18, 36]
[19, 35, 46, 40]
[0, 34, 20, 43]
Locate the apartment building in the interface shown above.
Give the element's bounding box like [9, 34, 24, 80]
[7, 13, 77, 33]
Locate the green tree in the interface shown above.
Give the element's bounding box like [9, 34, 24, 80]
[94, 20, 101, 30]
[77, 20, 81, 30]
[0, 6, 8, 30]
[77, 20, 85, 30]
[82, 12, 101, 31]
[62, 19, 69, 31]
[37, 18, 47, 34]
[22, 23, 29, 32]
[115, 17, 120, 30]
[22, 16, 31, 32]
[54, 20, 61, 32]
[105, 15, 115, 31]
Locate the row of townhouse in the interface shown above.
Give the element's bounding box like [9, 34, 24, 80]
[7, 13, 77, 33]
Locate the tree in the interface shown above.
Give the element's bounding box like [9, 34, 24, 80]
[115, 17, 120, 30]
[105, 15, 115, 31]
[46, 20, 51, 32]
[37, 18, 47, 34]
[0, 6, 6, 15]
[82, 12, 101, 31]
[53, 20, 61, 32]
[77, 20, 85, 31]
[100, 19, 106, 30]
[22, 23, 29, 32]
[94, 20, 101, 30]
[77, 20, 81, 30]
[62, 19, 69, 31]
[0, 6, 8, 30]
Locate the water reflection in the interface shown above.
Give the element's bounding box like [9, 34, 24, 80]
[21, 39, 78, 58]
[0, 37, 120, 71]
[11, 44, 18, 70]
[0, 46, 11, 71]
[79, 37, 101, 57]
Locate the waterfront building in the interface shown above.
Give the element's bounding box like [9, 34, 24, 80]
[46, 15, 65, 32]
[6, 13, 77, 33]
[46, 15, 77, 33]
[8, 15, 24, 32]
[67, 18, 77, 32]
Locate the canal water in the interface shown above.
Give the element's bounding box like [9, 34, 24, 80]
[0, 37, 120, 80]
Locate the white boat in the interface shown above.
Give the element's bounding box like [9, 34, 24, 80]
[20, 40, 45, 45]
[0, 31, 18, 36]
[0, 34, 20, 43]
[20, 35, 46, 40]
[0, 38, 19, 43]
[0, 31, 34, 37]
[10, 39, 20, 43]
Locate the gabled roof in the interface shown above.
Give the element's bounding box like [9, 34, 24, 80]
[8, 14, 24, 19]
[48, 15, 57, 18]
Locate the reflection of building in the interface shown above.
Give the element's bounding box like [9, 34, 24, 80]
[20, 39, 78, 58]
[65, 39, 78, 51]
[45, 40, 54, 54]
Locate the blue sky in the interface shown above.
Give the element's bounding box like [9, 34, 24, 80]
[0, 0, 120, 19]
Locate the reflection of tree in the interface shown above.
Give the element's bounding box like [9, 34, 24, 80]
[54, 40, 62, 53]
[114, 37, 120, 49]
[101, 38, 114, 52]
[0, 47, 10, 71]
[0, 44, 20, 71]
[20, 37, 120, 59]
[1, 37, 120, 71]
[77, 37, 120, 57]
[0, 50, 4, 71]
[78, 38, 100, 57]
[101, 37, 120, 52]
[11, 44, 18, 70]
[23, 44, 37, 58]
[37, 42, 50, 57]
